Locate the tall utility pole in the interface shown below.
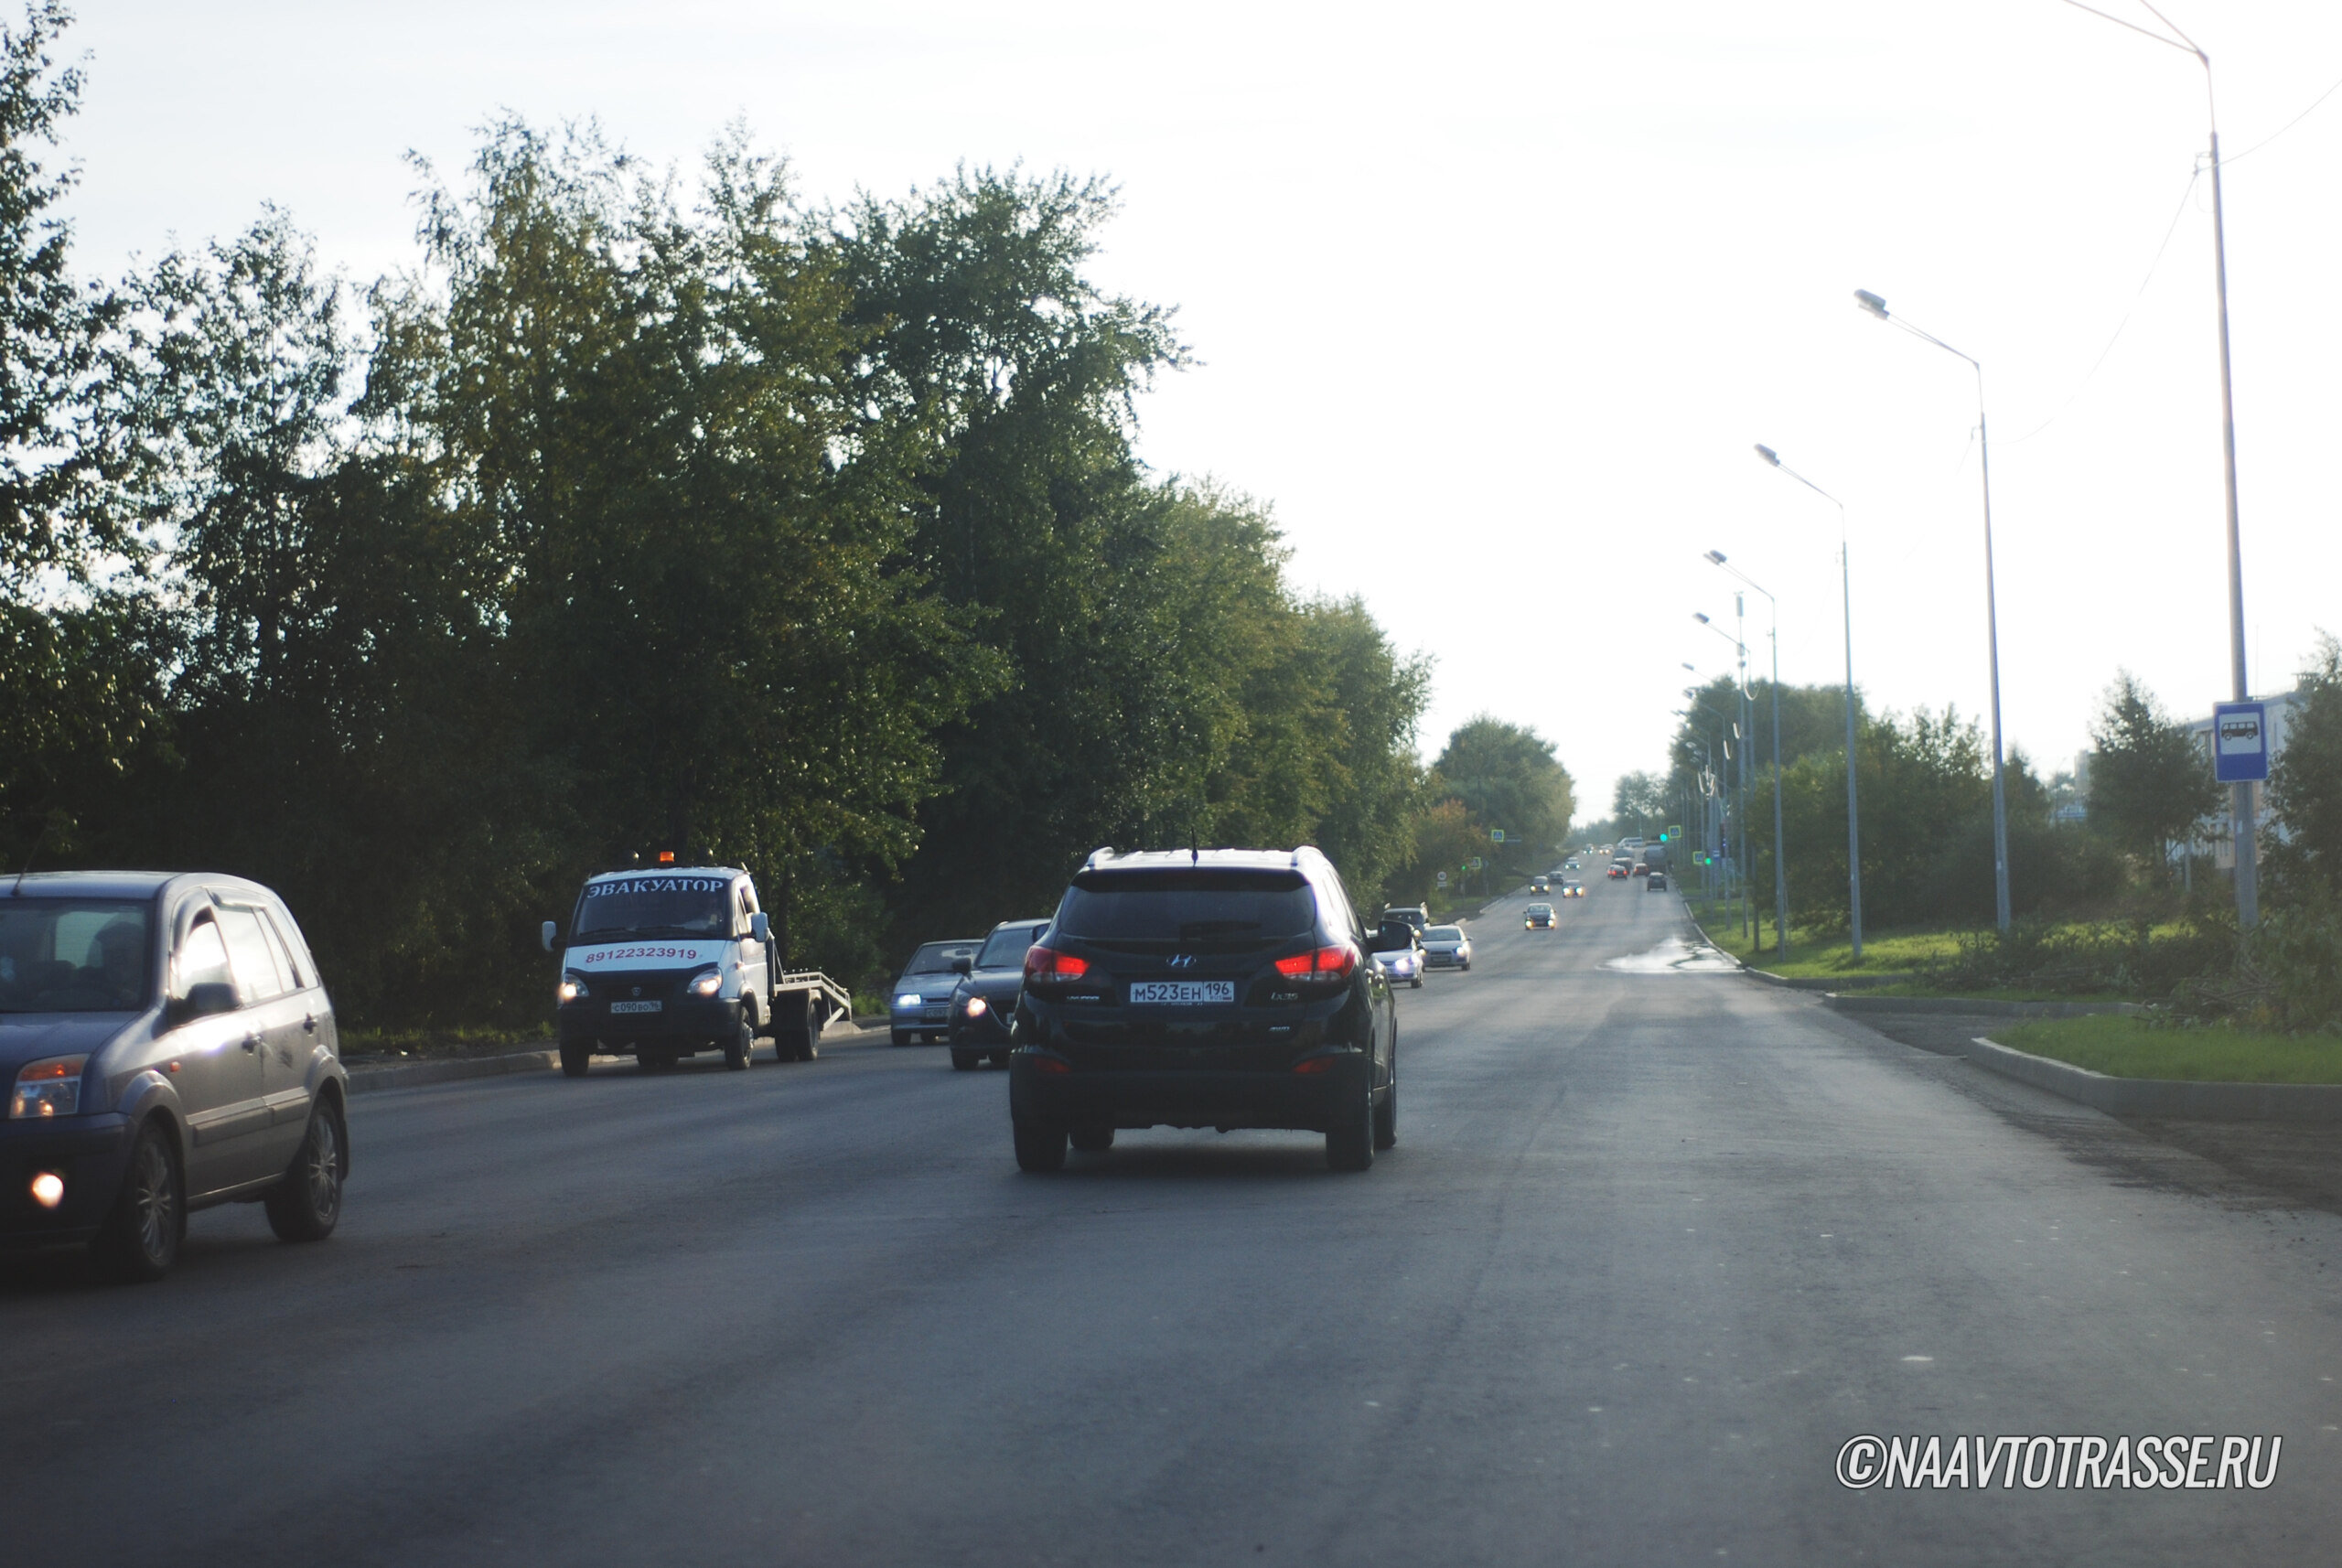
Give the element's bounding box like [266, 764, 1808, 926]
[2058, 0, 2257, 925]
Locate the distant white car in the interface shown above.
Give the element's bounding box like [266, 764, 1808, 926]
[1421, 924, 1473, 971]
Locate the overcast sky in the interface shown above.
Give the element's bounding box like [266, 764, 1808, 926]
[53, 1, 2342, 821]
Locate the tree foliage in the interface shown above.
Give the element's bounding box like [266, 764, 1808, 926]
[2088, 671, 2219, 869]
[0, 23, 1464, 1020]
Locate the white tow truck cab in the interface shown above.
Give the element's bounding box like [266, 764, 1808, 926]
[544, 860, 822, 1076]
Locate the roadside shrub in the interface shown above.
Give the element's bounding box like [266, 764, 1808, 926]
[1917, 915, 2231, 1000]
[2178, 885, 2342, 1035]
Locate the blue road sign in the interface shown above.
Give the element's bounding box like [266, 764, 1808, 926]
[2213, 701, 2270, 784]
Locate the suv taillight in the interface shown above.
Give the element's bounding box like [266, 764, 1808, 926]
[1273, 943, 1359, 985]
[1024, 944, 1090, 983]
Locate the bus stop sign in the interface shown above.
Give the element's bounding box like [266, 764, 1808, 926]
[2213, 701, 2270, 783]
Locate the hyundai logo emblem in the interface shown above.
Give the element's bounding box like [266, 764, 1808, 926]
[1166, 954, 1197, 969]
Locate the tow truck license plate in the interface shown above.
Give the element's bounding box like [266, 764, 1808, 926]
[1129, 981, 1234, 1005]
[609, 1000, 662, 1015]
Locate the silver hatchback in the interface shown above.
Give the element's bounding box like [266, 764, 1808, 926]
[1, 872, 349, 1281]
[1420, 924, 1473, 971]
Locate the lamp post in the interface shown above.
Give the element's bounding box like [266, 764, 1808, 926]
[1676, 701, 1733, 909]
[1705, 552, 1788, 958]
[2057, 0, 2256, 927]
[1853, 292, 2013, 935]
[1754, 445, 1865, 961]
[1692, 618, 1753, 943]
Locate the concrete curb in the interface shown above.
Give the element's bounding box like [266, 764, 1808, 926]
[1827, 993, 2143, 1019]
[347, 1049, 558, 1095]
[1967, 1036, 2342, 1122]
[1744, 969, 1910, 992]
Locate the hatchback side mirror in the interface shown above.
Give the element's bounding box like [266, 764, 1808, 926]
[542, 920, 558, 953]
[167, 981, 238, 1027]
[952, 956, 974, 975]
[749, 911, 770, 944]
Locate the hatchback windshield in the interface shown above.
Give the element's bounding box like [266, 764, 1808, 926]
[1425, 926, 1464, 942]
[574, 875, 731, 940]
[0, 899, 151, 1013]
[975, 923, 1049, 970]
[902, 941, 978, 975]
[1058, 871, 1315, 947]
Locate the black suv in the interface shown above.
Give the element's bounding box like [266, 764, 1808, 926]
[1006, 847, 1402, 1173]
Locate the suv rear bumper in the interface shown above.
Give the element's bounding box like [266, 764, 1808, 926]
[1008, 1049, 1370, 1134]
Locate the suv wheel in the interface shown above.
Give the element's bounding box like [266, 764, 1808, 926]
[264, 1101, 348, 1242]
[1014, 1121, 1068, 1172]
[1326, 1079, 1375, 1172]
[92, 1122, 183, 1282]
[1373, 1080, 1398, 1151]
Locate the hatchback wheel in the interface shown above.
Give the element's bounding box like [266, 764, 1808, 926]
[265, 1101, 348, 1242]
[1014, 1121, 1068, 1172]
[950, 1049, 977, 1071]
[92, 1122, 183, 1282]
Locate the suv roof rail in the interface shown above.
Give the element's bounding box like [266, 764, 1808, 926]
[1082, 845, 1116, 871]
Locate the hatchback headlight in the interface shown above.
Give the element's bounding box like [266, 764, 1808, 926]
[896, 993, 922, 1008]
[965, 995, 988, 1017]
[10, 1055, 88, 1120]
[557, 973, 588, 1004]
[689, 968, 725, 998]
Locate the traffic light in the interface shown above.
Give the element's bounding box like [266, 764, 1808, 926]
[1658, 829, 1670, 842]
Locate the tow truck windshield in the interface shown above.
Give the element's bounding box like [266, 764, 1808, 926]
[572, 877, 731, 940]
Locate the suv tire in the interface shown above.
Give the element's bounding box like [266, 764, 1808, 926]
[1373, 1080, 1398, 1150]
[91, 1122, 182, 1283]
[1326, 1079, 1375, 1172]
[1014, 1121, 1068, 1172]
[264, 1101, 347, 1242]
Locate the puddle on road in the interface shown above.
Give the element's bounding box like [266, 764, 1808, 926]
[1602, 936, 1743, 975]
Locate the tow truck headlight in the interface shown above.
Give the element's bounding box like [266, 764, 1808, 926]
[557, 973, 588, 1004]
[10, 1055, 88, 1120]
[688, 968, 725, 998]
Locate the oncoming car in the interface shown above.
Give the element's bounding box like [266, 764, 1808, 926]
[890, 939, 979, 1047]
[2, 872, 349, 1282]
[1559, 881, 1586, 898]
[1524, 903, 1557, 929]
[951, 918, 1052, 1071]
[1421, 925, 1473, 970]
[1530, 875, 1550, 895]
[1007, 846, 1400, 1173]
[1370, 921, 1424, 988]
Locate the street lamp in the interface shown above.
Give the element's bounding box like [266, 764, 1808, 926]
[1754, 444, 1866, 961]
[1848, 295, 2014, 935]
[1705, 551, 1789, 958]
[1690, 618, 1754, 942]
[1677, 696, 1735, 911]
[2057, 0, 2257, 927]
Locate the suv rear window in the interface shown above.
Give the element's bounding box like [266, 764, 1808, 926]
[1058, 871, 1316, 947]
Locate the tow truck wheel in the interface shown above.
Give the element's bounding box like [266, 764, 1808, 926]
[724, 1014, 754, 1071]
[560, 1043, 591, 1077]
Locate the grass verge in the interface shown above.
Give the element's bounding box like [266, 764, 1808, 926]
[339, 1024, 552, 1059]
[1994, 1015, 2342, 1084]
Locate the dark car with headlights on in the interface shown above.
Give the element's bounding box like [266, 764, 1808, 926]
[1524, 902, 1557, 929]
[1006, 846, 1399, 1174]
[950, 918, 1051, 1071]
[2, 872, 349, 1282]
[889, 939, 979, 1047]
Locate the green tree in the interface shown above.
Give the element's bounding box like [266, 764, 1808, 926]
[2268, 634, 2342, 896]
[2088, 671, 2219, 871]
[1611, 769, 1667, 836]
[1437, 716, 1575, 873]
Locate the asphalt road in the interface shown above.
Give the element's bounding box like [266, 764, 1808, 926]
[6, 875, 2341, 1566]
